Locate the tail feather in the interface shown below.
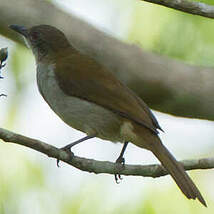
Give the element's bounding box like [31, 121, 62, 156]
[150, 141, 206, 207]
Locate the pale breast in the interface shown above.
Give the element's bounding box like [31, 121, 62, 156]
[36, 63, 124, 142]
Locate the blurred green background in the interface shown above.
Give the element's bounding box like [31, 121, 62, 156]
[0, 0, 214, 213]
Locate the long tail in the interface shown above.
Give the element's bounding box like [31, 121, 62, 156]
[150, 141, 206, 207]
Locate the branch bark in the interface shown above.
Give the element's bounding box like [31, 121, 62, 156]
[1, 0, 214, 120]
[143, 0, 214, 19]
[0, 128, 213, 177]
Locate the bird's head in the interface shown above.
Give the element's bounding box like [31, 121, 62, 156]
[10, 24, 70, 61]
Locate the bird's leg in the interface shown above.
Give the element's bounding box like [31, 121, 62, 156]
[62, 135, 95, 150]
[57, 135, 95, 167]
[114, 142, 128, 183]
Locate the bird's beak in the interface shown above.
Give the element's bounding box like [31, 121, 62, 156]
[9, 25, 29, 37]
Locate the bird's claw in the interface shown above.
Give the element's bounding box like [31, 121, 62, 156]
[114, 156, 125, 184]
[57, 146, 74, 167]
[116, 156, 125, 165]
[114, 174, 123, 184]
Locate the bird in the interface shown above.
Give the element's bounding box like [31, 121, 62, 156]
[9, 24, 206, 206]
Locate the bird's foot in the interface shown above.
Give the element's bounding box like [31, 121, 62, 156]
[114, 156, 125, 184]
[56, 136, 94, 167]
[57, 146, 74, 167]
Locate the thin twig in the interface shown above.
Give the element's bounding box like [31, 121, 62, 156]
[0, 128, 212, 177]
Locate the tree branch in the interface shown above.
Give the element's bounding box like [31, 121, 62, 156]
[143, 0, 214, 19]
[0, 128, 213, 177]
[1, 0, 214, 120]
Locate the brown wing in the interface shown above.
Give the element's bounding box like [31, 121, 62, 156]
[55, 50, 162, 134]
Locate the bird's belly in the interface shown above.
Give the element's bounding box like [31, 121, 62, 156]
[36, 66, 123, 142]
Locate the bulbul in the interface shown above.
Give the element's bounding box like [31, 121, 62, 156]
[10, 24, 206, 206]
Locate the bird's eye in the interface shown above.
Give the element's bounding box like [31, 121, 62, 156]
[30, 31, 40, 41]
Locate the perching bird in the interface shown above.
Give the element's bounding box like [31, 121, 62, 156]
[10, 24, 206, 206]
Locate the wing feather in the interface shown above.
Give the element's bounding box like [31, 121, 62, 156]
[55, 50, 162, 134]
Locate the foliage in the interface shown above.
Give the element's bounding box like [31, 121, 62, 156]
[129, 1, 214, 66]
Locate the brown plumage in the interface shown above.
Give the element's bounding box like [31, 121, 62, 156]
[10, 24, 206, 206]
